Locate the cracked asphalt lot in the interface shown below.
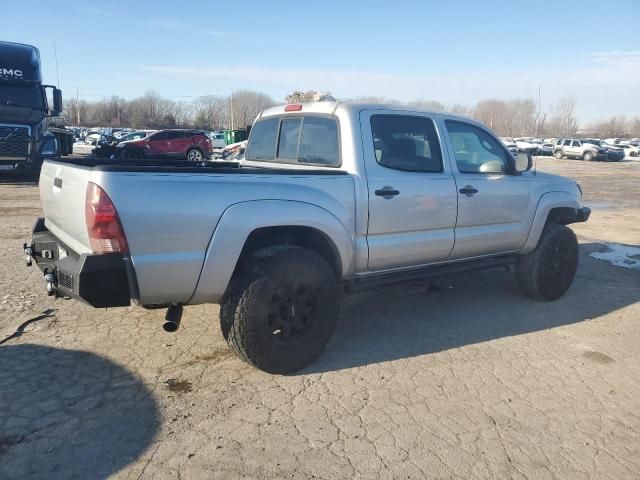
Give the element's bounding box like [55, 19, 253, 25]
[1, 158, 639, 479]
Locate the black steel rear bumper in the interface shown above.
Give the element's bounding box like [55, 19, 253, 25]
[26, 217, 134, 308]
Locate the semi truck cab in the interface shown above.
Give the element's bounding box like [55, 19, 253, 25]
[0, 41, 66, 172]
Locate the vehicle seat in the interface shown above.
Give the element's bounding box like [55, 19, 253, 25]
[380, 138, 440, 171]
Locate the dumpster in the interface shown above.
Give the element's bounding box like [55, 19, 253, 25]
[223, 129, 248, 145]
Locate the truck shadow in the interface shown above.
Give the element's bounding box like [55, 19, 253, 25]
[0, 173, 38, 185]
[308, 243, 640, 373]
[0, 344, 159, 479]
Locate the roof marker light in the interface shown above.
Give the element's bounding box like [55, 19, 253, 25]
[285, 104, 302, 112]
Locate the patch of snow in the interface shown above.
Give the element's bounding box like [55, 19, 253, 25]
[590, 243, 640, 270]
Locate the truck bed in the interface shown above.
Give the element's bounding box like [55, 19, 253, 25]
[38, 158, 356, 305]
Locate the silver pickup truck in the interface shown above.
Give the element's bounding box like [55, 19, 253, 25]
[26, 102, 590, 373]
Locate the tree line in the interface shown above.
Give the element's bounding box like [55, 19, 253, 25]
[62, 90, 640, 139]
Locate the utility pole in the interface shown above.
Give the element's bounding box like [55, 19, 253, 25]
[230, 90, 234, 130]
[75, 86, 80, 126]
[53, 41, 60, 87]
[537, 83, 542, 137]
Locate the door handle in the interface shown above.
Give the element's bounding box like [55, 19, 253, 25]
[375, 187, 400, 198]
[459, 185, 478, 197]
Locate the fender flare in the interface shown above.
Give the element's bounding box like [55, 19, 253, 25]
[188, 200, 354, 304]
[521, 191, 582, 254]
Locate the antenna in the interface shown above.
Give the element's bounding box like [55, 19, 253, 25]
[53, 41, 61, 87]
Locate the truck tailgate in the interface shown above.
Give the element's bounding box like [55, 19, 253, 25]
[39, 160, 92, 255]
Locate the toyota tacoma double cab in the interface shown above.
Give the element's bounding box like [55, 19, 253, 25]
[25, 102, 590, 373]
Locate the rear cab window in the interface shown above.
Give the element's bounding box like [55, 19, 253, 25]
[246, 115, 340, 167]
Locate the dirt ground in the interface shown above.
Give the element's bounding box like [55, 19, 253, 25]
[0, 157, 639, 479]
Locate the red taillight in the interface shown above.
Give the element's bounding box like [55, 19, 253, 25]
[285, 104, 302, 112]
[85, 182, 129, 254]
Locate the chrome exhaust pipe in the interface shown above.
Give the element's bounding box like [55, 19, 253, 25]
[163, 303, 183, 332]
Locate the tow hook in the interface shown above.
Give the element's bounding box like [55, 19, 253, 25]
[163, 303, 183, 332]
[44, 272, 56, 296]
[23, 243, 33, 267]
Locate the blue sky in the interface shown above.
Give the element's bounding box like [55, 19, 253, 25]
[3, 0, 639, 121]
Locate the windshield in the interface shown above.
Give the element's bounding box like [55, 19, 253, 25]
[0, 84, 44, 109]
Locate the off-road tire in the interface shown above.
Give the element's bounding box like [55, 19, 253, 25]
[583, 151, 594, 161]
[554, 150, 563, 160]
[517, 223, 578, 301]
[220, 245, 339, 374]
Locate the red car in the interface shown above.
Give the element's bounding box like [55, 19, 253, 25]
[116, 129, 212, 161]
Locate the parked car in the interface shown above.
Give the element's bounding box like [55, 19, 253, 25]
[500, 138, 518, 156]
[581, 138, 625, 162]
[116, 130, 150, 143]
[116, 129, 213, 161]
[221, 140, 247, 160]
[515, 138, 538, 155]
[539, 143, 555, 156]
[554, 138, 608, 161]
[84, 130, 101, 145]
[26, 101, 590, 373]
[92, 134, 119, 158]
[621, 144, 639, 157]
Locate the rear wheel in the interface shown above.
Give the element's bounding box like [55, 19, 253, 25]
[220, 246, 339, 374]
[517, 223, 579, 301]
[554, 150, 563, 160]
[187, 148, 203, 162]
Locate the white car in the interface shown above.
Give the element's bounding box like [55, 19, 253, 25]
[84, 131, 101, 145]
[515, 138, 538, 155]
[500, 138, 518, 156]
[621, 144, 639, 158]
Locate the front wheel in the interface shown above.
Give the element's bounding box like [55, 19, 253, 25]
[583, 151, 594, 161]
[220, 246, 339, 374]
[554, 150, 563, 160]
[517, 223, 579, 301]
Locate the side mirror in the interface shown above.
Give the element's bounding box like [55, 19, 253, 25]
[52, 88, 63, 116]
[515, 152, 533, 173]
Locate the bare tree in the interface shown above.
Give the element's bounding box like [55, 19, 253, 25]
[589, 116, 628, 138]
[547, 96, 578, 137]
[406, 99, 445, 111]
[231, 90, 276, 129]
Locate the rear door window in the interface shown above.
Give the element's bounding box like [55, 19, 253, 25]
[150, 131, 169, 141]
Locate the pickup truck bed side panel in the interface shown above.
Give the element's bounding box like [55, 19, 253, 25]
[92, 171, 356, 305]
[520, 191, 582, 254]
[189, 200, 355, 304]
